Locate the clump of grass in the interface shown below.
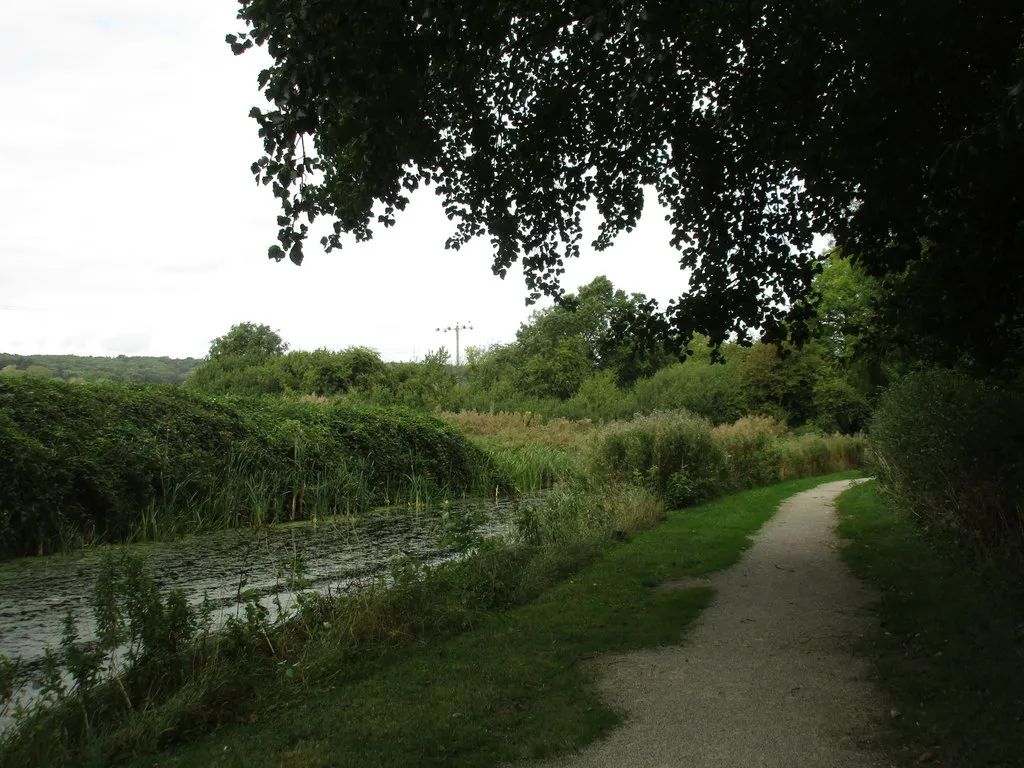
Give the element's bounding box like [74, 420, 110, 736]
[712, 415, 785, 491]
[583, 410, 727, 500]
[515, 485, 664, 547]
[473, 441, 578, 493]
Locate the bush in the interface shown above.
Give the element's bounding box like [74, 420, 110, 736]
[869, 369, 1024, 555]
[583, 410, 728, 502]
[583, 410, 865, 508]
[632, 362, 748, 424]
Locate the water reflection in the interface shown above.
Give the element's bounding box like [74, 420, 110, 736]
[0, 496, 538, 667]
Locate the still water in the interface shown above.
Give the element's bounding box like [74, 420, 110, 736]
[0, 496, 537, 667]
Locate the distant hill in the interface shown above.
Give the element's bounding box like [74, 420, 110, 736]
[0, 354, 203, 385]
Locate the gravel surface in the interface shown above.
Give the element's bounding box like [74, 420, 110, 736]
[537, 479, 891, 768]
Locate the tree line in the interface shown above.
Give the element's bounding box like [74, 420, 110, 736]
[187, 252, 882, 433]
[0, 354, 202, 384]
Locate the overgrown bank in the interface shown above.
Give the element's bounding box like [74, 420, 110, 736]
[0, 473, 862, 768]
[837, 482, 1024, 766]
[0, 378, 498, 557]
[0, 376, 866, 559]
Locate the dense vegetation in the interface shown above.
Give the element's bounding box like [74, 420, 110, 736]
[226, 0, 1024, 567]
[186, 259, 879, 433]
[869, 370, 1024, 560]
[0, 377, 496, 557]
[1, 3, 1020, 763]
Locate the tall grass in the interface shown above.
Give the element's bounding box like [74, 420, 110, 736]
[583, 410, 865, 508]
[441, 410, 596, 448]
[778, 433, 867, 480]
[0, 379, 498, 556]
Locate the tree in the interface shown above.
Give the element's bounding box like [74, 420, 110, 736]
[517, 276, 672, 388]
[208, 322, 288, 361]
[230, 2, 1023, 369]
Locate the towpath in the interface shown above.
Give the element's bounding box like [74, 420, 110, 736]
[539, 479, 891, 768]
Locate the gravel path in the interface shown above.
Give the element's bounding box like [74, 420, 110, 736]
[538, 479, 891, 768]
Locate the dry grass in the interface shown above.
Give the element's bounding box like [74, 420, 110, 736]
[441, 410, 596, 448]
[778, 433, 866, 480]
[711, 414, 786, 443]
[606, 485, 667, 534]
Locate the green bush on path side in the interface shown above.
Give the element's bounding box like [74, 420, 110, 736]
[582, 410, 865, 507]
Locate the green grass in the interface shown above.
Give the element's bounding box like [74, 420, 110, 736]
[837, 481, 1024, 767]
[118, 471, 861, 768]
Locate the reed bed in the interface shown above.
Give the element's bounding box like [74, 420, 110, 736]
[440, 410, 596, 449]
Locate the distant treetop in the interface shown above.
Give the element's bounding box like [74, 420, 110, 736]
[208, 322, 289, 361]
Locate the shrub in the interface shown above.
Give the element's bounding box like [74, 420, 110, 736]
[632, 362, 748, 424]
[583, 410, 865, 508]
[583, 410, 728, 503]
[869, 369, 1024, 555]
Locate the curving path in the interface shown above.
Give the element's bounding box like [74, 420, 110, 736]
[539, 479, 891, 768]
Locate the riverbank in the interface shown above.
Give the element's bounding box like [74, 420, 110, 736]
[1, 472, 860, 767]
[0, 378, 502, 557]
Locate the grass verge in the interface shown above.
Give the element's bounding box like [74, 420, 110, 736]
[115, 471, 862, 768]
[837, 481, 1024, 767]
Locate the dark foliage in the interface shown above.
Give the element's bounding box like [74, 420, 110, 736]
[231, 1, 1023, 369]
[869, 369, 1024, 557]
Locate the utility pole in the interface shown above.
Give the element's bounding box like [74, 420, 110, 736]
[436, 321, 473, 367]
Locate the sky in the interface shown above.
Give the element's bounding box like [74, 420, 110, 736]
[1, 1, 695, 362]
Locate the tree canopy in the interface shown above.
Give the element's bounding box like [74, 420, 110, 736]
[230, 1, 1023, 367]
[208, 322, 289, 361]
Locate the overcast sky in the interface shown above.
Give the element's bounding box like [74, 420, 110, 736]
[1, 1, 695, 362]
